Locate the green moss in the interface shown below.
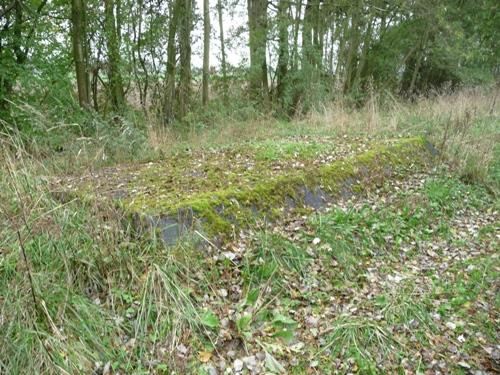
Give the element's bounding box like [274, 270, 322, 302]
[252, 139, 332, 161]
[122, 136, 388, 208]
[122, 137, 431, 239]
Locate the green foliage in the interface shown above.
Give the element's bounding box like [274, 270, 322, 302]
[200, 310, 220, 329]
[2, 0, 496, 141]
[366, 0, 497, 95]
[0, 1, 497, 369]
[2, 99, 154, 171]
[1, 118, 497, 373]
[0, 156, 212, 373]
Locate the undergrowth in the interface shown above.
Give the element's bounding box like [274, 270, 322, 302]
[1, 88, 498, 188]
[0, 88, 498, 373]
[0, 145, 213, 373]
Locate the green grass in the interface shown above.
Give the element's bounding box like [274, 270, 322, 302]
[242, 232, 312, 288]
[2, 164, 498, 374]
[260, 175, 495, 373]
[0, 158, 214, 373]
[320, 314, 401, 374]
[252, 139, 332, 161]
[2, 168, 498, 374]
[374, 281, 435, 328]
[1, 89, 498, 373]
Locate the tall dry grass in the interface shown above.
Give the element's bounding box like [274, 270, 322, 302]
[304, 88, 499, 184]
[1, 87, 497, 373]
[0, 134, 214, 373]
[144, 87, 499, 186]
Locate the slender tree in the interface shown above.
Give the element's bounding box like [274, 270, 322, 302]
[178, 0, 193, 118]
[104, 0, 125, 110]
[352, 13, 374, 93]
[247, 0, 269, 103]
[407, 27, 430, 96]
[276, 0, 289, 107]
[130, 0, 148, 111]
[202, 0, 210, 106]
[71, 0, 90, 108]
[342, 1, 362, 94]
[164, 0, 182, 124]
[217, 0, 228, 100]
[290, 0, 302, 71]
[334, 14, 348, 89]
[302, 0, 313, 66]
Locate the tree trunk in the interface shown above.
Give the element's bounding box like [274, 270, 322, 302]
[343, 2, 362, 94]
[104, 0, 125, 111]
[334, 15, 347, 88]
[202, 0, 210, 106]
[247, 0, 269, 103]
[276, 0, 289, 106]
[91, 46, 102, 112]
[178, 0, 193, 119]
[71, 0, 90, 108]
[131, 0, 148, 112]
[217, 0, 228, 100]
[312, 0, 322, 68]
[302, 0, 313, 66]
[352, 15, 373, 92]
[302, 0, 321, 69]
[291, 0, 302, 70]
[408, 28, 429, 96]
[164, 0, 182, 124]
[116, 0, 122, 46]
[328, 17, 340, 74]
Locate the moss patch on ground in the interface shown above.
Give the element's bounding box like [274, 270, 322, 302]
[56, 135, 389, 201]
[55, 136, 434, 242]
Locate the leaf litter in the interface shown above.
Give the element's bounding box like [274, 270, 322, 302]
[167, 168, 499, 374]
[53, 136, 497, 374]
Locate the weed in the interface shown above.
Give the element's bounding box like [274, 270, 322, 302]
[242, 232, 311, 289]
[0, 89, 498, 374]
[320, 314, 400, 373]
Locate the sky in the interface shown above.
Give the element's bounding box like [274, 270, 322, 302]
[191, 0, 249, 68]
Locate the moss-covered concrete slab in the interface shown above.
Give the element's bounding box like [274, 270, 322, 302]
[55, 136, 436, 245]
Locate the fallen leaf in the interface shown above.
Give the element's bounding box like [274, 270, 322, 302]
[265, 352, 284, 373]
[445, 321, 456, 330]
[457, 361, 470, 369]
[198, 351, 212, 363]
[234, 358, 244, 372]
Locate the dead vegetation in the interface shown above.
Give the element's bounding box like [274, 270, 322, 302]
[0, 89, 498, 374]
